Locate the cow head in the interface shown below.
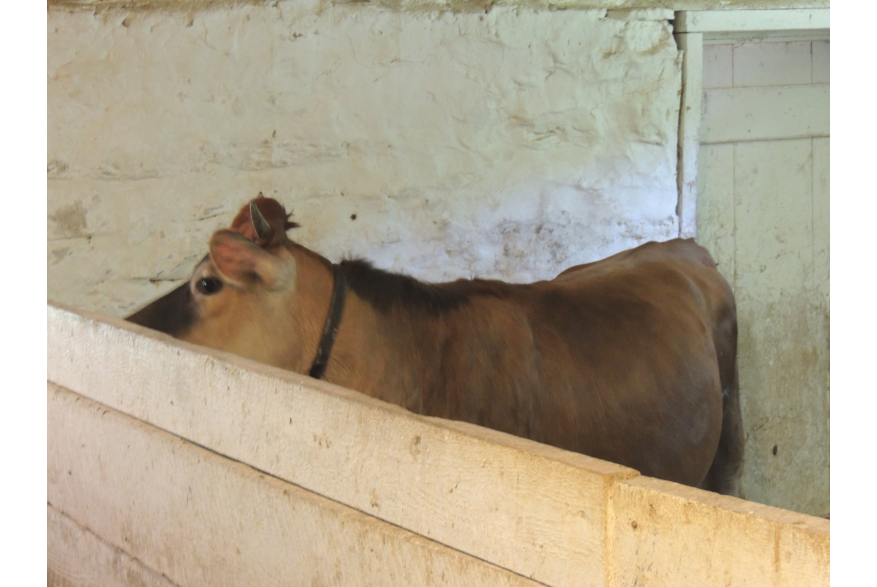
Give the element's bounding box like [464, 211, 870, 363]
[127, 196, 325, 371]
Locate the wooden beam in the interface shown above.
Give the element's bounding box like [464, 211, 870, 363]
[701, 85, 830, 144]
[674, 31, 703, 239]
[674, 9, 830, 34]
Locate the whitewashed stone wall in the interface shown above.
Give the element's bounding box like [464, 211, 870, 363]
[48, 1, 683, 316]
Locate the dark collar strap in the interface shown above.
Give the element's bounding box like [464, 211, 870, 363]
[309, 264, 347, 380]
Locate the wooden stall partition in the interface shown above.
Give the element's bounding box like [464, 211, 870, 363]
[48, 382, 541, 587]
[47, 302, 829, 586]
[609, 476, 829, 586]
[48, 302, 637, 587]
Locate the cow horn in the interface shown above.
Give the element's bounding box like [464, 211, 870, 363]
[250, 200, 272, 241]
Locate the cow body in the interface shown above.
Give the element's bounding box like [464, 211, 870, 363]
[128, 197, 744, 496]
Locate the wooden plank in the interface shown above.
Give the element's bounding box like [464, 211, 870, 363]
[812, 137, 829, 303]
[610, 476, 829, 587]
[49, 505, 179, 587]
[733, 41, 813, 88]
[674, 32, 703, 238]
[733, 139, 829, 516]
[776, 512, 832, 587]
[695, 143, 735, 283]
[812, 41, 829, 84]
[675, 10, 830, 34]
[701, 85, 829, 144]
[733, 139, 813, 303]
[47, 303, 637, 587]
[703, 30, 829, 45]
[48, 383, 543, 587]
[702, 43, 732, 89]
[813, 137, 831, 515]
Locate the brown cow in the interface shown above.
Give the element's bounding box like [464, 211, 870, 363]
[128, 196, 745, 496]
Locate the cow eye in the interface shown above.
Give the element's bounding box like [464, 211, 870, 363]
[196, 277, 223, 296]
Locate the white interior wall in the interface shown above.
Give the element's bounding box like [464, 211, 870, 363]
[48, 2, 682, 316]
[697, 39, 829, 516]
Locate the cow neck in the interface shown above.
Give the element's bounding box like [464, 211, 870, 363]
[308, 263, 347, 380]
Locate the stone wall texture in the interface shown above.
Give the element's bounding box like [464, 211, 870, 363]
[49, 1, 683, 316]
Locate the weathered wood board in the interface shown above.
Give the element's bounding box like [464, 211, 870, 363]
[48, 383, 541, 587]
[47, 303, 829, 586]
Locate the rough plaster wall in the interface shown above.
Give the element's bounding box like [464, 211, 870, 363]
[48, 1, 683, 316]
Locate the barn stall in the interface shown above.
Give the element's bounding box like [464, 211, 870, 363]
[48, 0, 829, 583]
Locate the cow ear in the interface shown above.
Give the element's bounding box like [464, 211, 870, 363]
[209, 230, 296, 290]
